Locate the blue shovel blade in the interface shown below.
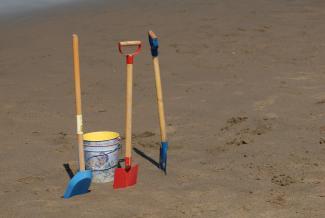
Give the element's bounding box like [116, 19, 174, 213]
[64, 170, 92, 199]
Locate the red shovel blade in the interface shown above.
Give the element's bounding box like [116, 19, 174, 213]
[113, 164, 139, 189]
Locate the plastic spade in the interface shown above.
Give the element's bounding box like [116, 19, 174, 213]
[64, 34, 92, 198]
[148, 31, 169, 174]
[113, 41, 141, 189]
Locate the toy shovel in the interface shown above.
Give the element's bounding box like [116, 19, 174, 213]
[148, 31, 169, 174]
[113, 41, 141, 189]
[64, 34, 92, 198]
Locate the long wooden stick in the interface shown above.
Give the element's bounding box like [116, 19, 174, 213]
[72, 34, 85, 171]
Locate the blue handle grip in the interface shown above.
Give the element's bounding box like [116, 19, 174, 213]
[148, 31, 159, 57]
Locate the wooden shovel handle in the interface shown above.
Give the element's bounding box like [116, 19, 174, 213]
[153, 57, 167, 142]
[148, 31, 167, 141]
[125, 63, 133, 167]
[118, 41, 142, 167]
[72, 34, 85, 171]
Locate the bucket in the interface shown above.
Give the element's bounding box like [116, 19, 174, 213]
[83, 131, 120, 183]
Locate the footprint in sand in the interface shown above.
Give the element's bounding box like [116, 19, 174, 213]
[312, 92, 325, 103]
[254, 96, 277, 111]
[288, 71, 317, 81]
[133, 131, 160, 149]
[219, 115, 274, 147]
[17, 176, 44, 184]
[266, 190, 287, 207]
[289, 75, 311, 81]
[271, 174, 296, 187]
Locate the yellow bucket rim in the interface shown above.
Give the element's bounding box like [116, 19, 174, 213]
[83, 131, 120, 142]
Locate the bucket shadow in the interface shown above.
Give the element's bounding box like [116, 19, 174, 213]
[63, 163, 75, 179]
[133, 147, 160, 169]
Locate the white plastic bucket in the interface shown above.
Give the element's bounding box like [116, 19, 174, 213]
[83, 131, 120, 183]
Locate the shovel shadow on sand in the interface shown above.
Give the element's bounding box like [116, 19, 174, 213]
[133, 147, 160, 169]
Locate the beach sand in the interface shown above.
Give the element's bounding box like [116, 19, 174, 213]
[0, 0, 325, 217]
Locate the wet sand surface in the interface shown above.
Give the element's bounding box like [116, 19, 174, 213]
[0, 0, 325, 217]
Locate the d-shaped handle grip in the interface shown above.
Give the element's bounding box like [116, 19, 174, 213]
[118, 41, 141, 64]
[118, 41, 141, 55]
